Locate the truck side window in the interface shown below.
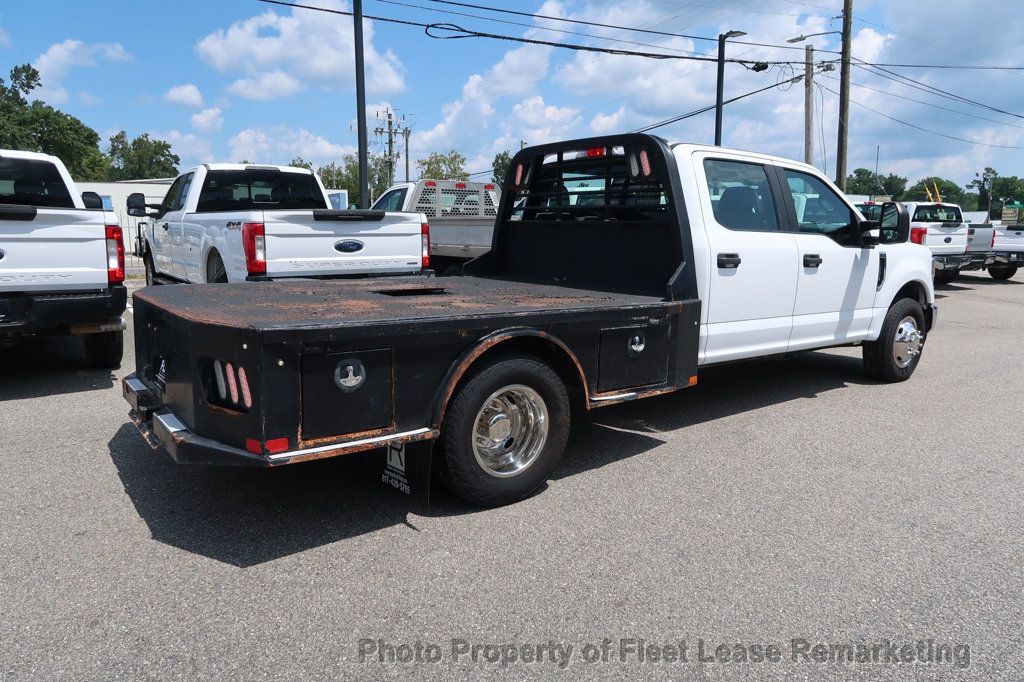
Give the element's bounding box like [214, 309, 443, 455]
[781, 169, 859, 247]
[159, 175, 189, 216]
[175, 173, 194, 211]
[703, 159, 779, 232]
[373, 188, 407, 212]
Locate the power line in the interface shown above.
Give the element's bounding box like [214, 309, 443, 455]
[633, 74, 805, 133]
[259, 0, 807, 65]
[819, 83, 1024, 150]
[418, 0, 843, 54]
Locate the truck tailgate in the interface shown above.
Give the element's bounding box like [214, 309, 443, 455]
[922, 222, 968, 255]
[263, 210, 422, 277]
[966, 225, 995, 254]
[0, 206, 109, 293]
[995, 225, 1024, 252]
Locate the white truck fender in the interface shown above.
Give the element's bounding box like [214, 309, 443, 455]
[867, 245, 935, 340]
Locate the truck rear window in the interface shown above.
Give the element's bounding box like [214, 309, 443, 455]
[0, 158, 74, 208]
[195, 170, 328, 212]
[913, 205, 962, 223]
[509, 147, 669, 223]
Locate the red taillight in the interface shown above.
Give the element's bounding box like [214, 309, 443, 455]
[242, 222, 266, 274]
[421, 222, 430, 269]
[586, 147, 606, 157]
[265, 438, 289, 454]
[225, 362, 239, 404]
[237, 366, 252, 409]
[484, 184, 495, 190]
[910, 227, 927, 245]
[105, 225, 125, 285]
[455, 182, 466, 189]
[245, 438, 262, 455]
[639, 150, 652, 176]
[514, 164, 523, 186]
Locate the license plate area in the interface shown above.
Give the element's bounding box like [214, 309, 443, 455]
[300, 348, 394, 440]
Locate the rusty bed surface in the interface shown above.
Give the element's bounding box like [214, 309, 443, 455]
[134, 277, 670, 330]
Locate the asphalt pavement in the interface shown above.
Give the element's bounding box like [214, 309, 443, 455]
[1, 272, 1022, 679]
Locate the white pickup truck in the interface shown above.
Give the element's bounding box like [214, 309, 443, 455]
[960, 222, 1024, 280]
[129, 164, 427, 285]
[0, 150, 126, 367]
[903, 201, 970, 284]
[372, 179, 498, 275]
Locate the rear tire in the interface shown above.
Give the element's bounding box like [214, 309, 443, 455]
[988, 265, 1017, 280]
[83, 330, 123, 369]
[862, 298, 926, 382]
[206, 252, 228, 283]
[441, 355, 570, 507]
[933, 270, 958, 285]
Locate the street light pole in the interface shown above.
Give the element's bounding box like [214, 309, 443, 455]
[353, 0, 369, 208]
[714, 30, 746, 146]
[803, 45, 814, 165]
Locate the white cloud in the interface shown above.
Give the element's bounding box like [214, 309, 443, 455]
[0, 20, 11, 48]
[226, 71, 304, 100]
[228, 126, 354, 164]
[590, 106, 632, 135]
[32, 39, 131, 104]
[164, 83, 204, 108]
[495, 96, 580, 151]
[191, 107, 223, 132]
[151, 130, 214, 169]
[78, 91, 100, 106]
[195, 0, 404, 99]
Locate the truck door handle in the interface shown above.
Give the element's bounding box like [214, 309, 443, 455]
[803, 254, 823, 268]
[717, 253, 742, 269]
[160, 222, 169, 230]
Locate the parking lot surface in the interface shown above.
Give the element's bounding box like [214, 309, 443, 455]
[1, 273, 1022, 679]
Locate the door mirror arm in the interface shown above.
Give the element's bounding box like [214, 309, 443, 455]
[859, 219, 880, 247]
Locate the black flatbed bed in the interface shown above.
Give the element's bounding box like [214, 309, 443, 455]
[135, 276, 669, 331]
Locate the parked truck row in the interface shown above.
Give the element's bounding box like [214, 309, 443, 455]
[122, 134, 937, 506]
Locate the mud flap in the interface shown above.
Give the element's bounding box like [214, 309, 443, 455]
[380, 440, 435, 507]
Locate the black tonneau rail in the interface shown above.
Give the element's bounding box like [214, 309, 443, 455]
[0, 204, 38, 221]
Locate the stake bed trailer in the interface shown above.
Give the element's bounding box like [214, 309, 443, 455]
[124, 134, 936, 506]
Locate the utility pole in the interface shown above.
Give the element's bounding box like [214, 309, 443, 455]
[403, 127, 412, 182]
[804, 45, 814, 166]
[715, 30, 746, 146]
[374, 108, 413, 186]
[353, 0, 369, 208]
[835, 0, 853, 191]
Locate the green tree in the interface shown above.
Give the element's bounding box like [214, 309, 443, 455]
[107, 131, 180, 180]
[967, 167, 998, 214]
[989, 175, 1024, 216]
[317, 154, 390, 206]
[416, 150, 468, 180]
[904, 177, 965, 205]
[289, 156, 313, 170]
[491, 150, 513, 185]
[845, 168, 881, 195]
[0, 64, 109, 180]
[879, 173, 907, 201]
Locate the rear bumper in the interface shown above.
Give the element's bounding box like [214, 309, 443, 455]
[122, 374, 436, 467]
[961, 251, 1024, 270]
[932, 254, 970, 271]
[0, 285, 127, 335]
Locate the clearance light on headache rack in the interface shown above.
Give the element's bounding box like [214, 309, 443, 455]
[424, 180, 437, 187]
[586, 147, 606, 158]
[455, 182, 466, 189]
[484, 184, 495, 191]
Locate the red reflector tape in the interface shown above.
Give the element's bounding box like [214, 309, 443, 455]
[245, 438, 262, 455]
[265, 438, 289, 454]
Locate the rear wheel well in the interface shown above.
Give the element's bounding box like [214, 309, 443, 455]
[438, 335, 588, 427]
[206, 249, 226, 282]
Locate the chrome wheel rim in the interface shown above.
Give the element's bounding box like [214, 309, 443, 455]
[471, 384, 548, 478]
[893, 316, 923, 368]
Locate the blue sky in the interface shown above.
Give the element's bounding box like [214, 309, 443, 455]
[2, 0, 1023, 186]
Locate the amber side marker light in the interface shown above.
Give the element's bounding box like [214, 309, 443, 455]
[688, 375, 699, 386]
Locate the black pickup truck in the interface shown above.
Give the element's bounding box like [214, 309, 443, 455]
[123, 134, 933, 506]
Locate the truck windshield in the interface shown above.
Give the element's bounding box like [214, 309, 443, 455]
[196, 170, 328, 212]
[913, 205, 962, 223]
[0, 158, 74, 208]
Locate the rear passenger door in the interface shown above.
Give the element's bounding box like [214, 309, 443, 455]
[696, 155, 799, 364]
[775, 166, 878, 350]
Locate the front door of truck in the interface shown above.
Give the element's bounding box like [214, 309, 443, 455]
[775, 166, 879, 350]
[151, 174, 188, 277]
[697, 156, 799, 364]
